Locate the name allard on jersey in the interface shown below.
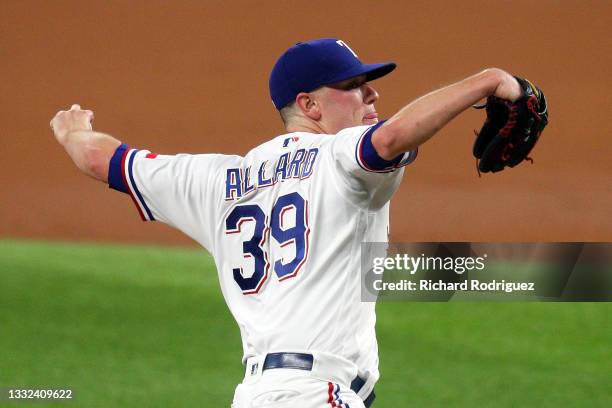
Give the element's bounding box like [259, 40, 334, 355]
[225, 148, 319, 200]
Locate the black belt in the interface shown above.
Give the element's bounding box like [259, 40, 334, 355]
[262, 352, 376, 408]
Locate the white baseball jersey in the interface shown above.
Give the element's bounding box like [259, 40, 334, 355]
[108, 122, 417, 388]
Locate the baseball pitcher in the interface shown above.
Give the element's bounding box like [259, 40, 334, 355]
[50, 38, 547, 407]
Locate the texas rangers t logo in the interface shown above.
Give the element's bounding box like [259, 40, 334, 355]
[336, 40, 358, 58]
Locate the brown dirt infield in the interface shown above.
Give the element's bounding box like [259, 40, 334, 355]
[1, 0, 610, 246]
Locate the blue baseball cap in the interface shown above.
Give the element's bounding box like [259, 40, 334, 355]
[269, 38, 396, 110]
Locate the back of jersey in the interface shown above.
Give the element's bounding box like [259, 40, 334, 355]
[211, 124, 416, 379]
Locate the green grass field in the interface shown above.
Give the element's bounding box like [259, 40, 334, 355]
[1, 240, 610, 407]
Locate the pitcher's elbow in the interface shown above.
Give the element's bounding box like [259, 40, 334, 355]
[83, 146, 109, 182]
[373, 121, 420, 159]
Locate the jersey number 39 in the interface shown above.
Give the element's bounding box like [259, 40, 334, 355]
[225, 192, 309, 294]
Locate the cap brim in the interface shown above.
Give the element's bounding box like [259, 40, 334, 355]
[363, 62, 397, 82]
[320, 62, 396, 88]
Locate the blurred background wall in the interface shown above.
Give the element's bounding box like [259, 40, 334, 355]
[1, 0, 610, 246]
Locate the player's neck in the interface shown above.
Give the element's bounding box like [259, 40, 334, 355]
[285, 118, 327, 135]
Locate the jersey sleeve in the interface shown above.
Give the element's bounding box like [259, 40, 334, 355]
[328, 122, 418, 209]
[107, 144, 236, 250]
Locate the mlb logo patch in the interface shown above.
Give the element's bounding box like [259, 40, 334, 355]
[250, 362, 258, 375]
[282, 136, 300, 147]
